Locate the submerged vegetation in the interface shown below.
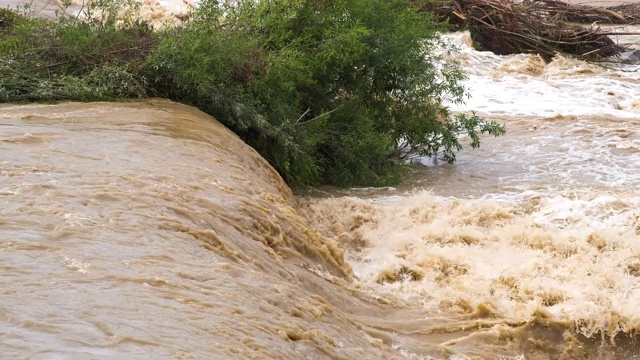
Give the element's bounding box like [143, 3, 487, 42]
[0, 0, 504, 187]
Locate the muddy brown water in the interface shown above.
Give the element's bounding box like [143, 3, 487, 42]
[0, 100, 407, 359]
[1, 95, 639, 359]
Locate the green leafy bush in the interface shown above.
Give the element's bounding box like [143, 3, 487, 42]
[147, 0, 505, 187]
[0, 0, 154, 101]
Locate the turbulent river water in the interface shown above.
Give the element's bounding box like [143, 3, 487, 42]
[301, 27, 640, 359]
[3, 1, 640, 359]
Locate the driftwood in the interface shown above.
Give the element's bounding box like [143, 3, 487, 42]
[538, 0, 630, 24]
[608, 4, 640, 24]
[423, 0, 633, 61]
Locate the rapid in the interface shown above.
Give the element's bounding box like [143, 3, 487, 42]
[301, 26, 640, 359]
[2, 0, 640, 359]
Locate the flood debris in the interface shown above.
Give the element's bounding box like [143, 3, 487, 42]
[422, 0, 640, 61]
[538, 0, 632, 24]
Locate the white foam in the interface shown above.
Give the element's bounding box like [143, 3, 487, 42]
[441, 30, 640, 118]
[303, 190, 640, 333]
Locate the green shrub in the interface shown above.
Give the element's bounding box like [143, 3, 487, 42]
[0, 0, 154, 101]
[147, 0, 504, 187]
[0, 8, 24, 29]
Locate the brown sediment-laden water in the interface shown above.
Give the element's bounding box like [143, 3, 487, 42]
[0, 100, 419, 359]
[3, 0, 640, 358]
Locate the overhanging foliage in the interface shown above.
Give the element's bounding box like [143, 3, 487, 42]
[0, 0, 505, 188]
